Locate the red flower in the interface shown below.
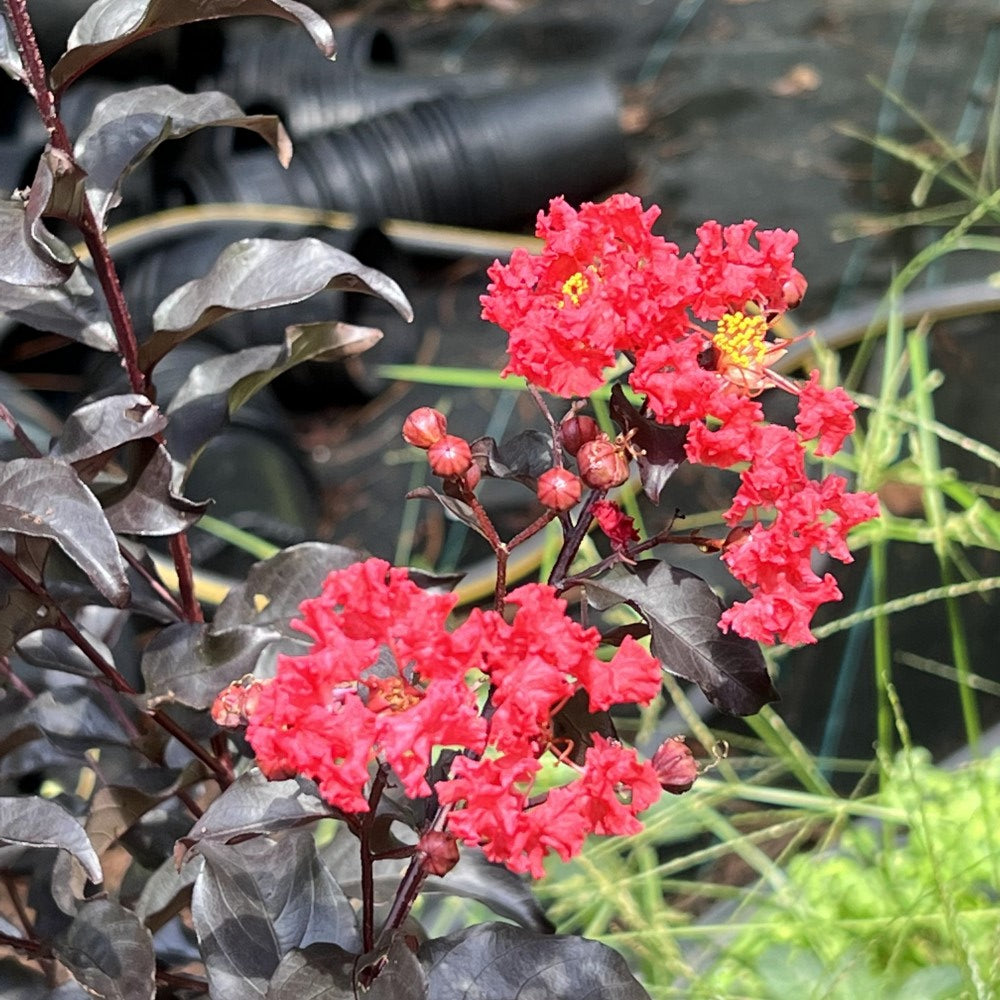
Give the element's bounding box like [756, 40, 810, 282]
[795, 370, 857, 456]
[244, 559, 486, 811]
[690, 219, 804, 319]
[591, 499, 640, 551]
[575, 635, 662, 712]
[235, 558, 668, 875]
[481, 194, 696, 398]
[575, 735, 662, 836]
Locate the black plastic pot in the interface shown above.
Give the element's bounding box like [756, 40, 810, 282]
[206, 20, 453, 139]
[172, 74, 629, 230]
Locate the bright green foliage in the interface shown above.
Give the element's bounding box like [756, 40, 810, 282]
[682, 749, 1000, 998]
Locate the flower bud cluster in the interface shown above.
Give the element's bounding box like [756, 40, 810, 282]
[403, 407, 480, 491]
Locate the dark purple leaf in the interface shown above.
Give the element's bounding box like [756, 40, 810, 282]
[134, 854, 200, 932]
[176, 770, 332, 865]
[0, 199, 74, 287]
[25, 148, 89, 235]
[583, 560, 778, 715]
[0, 958, 89, 998]
[0, 582, 59, 657]
[24, 152, 89, 270]
[102, 442, 207, 535]
[166, 322, 383, 467]
[0, 262, 116, 350]
[85, 786, 165, 861]
[42, 551, 180, 625]
[141, 237, 411, 371]
[16, 624, 110, 678]
[50, 394, 165, 465]
[419, 923, 651, 999]
[405, 486, 488, 540]
[0, 796, 102, 884]
[51, 0, 336, 92]
[265, 942, 357, 999]
[1, 14, 24, 81]
[24, 684, 144, 753]
[0, 457, 128, 605]
[53, 899, 155, 1000]
[141, 621, 281, 710]
[213, 542, 363, 631]
[75, 85, 292, 226]
[470, 429, 554, 487]
[355, 935, 428, 1000]
[192, 830, 360, 998]
[609, 385, 688, 503]
[424, 851, 553, 934]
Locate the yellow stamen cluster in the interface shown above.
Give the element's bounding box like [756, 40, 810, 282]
[713, 311, 769, 369]
[374, 676, 422, 712]
[560, 271, 590, 307]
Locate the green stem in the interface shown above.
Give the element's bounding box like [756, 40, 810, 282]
[907, 330, 981, 748]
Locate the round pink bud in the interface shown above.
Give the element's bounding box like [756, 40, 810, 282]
[463, 461, 482, 491]
[560, 413, 600, 456]
[781, 271, 808, 310]
[428, 434, 472, 478]
[418, 829, 460, 876]
[402, 407, 448, 448]
[651, 736, 698, 794]
[537, 467, 582, 511]
[577, 437, 630, 490]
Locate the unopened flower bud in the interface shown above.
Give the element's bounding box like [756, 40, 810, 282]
[211, 676, 269, 728]
[560, 413, 600, 456]
[402, 407, 448, 448]
[651, 737, 698, 794]
[463, 461, 482, 491]
[418, 829, 460, 876]
[537, 467, 582, 511]
[428, 435, 472, 477]
[722, 525, 752, 552]
[577, 436, 630, 490]
[781, 271, 808, 310]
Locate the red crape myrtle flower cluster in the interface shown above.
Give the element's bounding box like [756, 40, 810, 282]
[481, 194, 880, 645]
[235, 558, 666, 877]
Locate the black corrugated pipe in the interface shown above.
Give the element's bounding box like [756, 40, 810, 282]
[172, 74, 630, 230]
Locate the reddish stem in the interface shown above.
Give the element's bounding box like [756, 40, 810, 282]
[462, 491, 509, 610]
[380, 804, 453, 939]
[0, 402, 41, 457]
[359, 768, 388, 952]
[4, 0, 147, 395]
[0, 552, 230, 785]
[5, 0, 203, 626]
[507, 510, 557, 550]
[169, 533, 204, 623]
[548, 489, 604, 591]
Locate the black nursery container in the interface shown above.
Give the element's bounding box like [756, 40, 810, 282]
[172, 74, 630, 230]
[206, 20, 454, 139]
